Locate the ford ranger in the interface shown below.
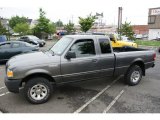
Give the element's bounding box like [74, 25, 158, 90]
[5, 35, 155, 104]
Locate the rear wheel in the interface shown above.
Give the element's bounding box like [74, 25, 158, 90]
[125, 65, 142, 86]
[24, 77, 53, 104]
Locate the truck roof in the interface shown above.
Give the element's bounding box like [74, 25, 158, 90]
[64, 35, 109, 39]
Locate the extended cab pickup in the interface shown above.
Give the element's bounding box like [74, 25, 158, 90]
[5, 35, 155, 104]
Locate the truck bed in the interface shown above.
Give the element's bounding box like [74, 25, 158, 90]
[113, 46, 147, 52]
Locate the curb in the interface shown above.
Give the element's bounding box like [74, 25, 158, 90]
[139, 45, 159, 49]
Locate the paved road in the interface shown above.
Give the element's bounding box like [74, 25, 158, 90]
[0, 41, 160, 113]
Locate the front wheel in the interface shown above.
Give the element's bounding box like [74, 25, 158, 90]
[24, 77, 53, 104]
[125, 65, 142, 86]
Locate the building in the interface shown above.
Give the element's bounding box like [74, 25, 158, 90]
[90, 25, 117, 34]
[148, 7, 160, 40]
[0, 18, 13, 34]
[132, 25, 148, 35]
[30, 19, 38, 28]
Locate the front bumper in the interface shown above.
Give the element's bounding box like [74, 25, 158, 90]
[5, 77, 21, 93]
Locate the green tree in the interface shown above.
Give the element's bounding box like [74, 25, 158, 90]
[48, 23, 56, 34]
[13, 23, 29, 35]
[9, 16, 27, 29]
[55, 20, 63, 27]
[64, 21, 75, 34]
[34, 8, 55, 38]
[119, 21, 135, 40]
[79, 14, 96, 32]
[0, 21, 7, 35]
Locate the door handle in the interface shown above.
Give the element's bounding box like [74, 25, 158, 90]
[92, 59, 98, 63]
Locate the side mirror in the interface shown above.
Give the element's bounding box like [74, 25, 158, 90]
[66, 51, 76, 59]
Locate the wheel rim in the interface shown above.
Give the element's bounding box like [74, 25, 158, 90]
[130, 71, 140, 83]
[30, 84, 48, 101]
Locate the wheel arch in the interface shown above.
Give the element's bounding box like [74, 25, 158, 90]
[128, 60, 145, 76]
[21, 73, 56, 87]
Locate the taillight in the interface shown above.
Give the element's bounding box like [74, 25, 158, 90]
[153, 53, 156, 61]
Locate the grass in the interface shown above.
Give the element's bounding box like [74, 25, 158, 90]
[135, 40, 160, 47]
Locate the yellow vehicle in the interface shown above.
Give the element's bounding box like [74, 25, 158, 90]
[109, 34, 138, 48]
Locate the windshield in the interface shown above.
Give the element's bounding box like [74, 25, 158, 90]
[25, 42, 36, 47]
[29, 36, 40, 40]
[49, 37, 73, 55]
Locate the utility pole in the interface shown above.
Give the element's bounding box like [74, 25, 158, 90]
[0, 8, 2, 20]
[118, 7, 123, 34]
[71, 15, 73, 24]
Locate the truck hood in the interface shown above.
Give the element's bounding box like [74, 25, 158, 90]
[7, 51, 59, 69]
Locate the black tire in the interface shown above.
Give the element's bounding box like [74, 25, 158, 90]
[24, 77, 53, 104]
[125, 65, 142, 86]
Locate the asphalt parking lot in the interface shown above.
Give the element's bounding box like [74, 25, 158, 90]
[0, 40, 160, 113]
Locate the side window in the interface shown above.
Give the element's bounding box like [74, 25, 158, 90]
[21, 37, 27, 39]
[0, 43, 11, 49]
[99, 38, 111, 54]
[20, 37, 28, 41]
[69, 39, 95, 58]
[11, 43, 20, 48]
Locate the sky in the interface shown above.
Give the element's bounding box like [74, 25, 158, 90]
[0, 0, 160, 25]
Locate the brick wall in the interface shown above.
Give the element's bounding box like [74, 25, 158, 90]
[132, 25, 149, 34]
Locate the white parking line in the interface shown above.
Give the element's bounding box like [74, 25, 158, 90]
[0, 92, 10, 97]
[73, 76, 122, 113]
[103, 89, 124, 113]
[0, 86, 6, 90]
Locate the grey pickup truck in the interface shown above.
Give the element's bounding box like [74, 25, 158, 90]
[5, 35, 156, 104]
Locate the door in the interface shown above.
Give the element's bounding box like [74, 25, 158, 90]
[10, 42, 23, 56]
[0, 43, 12, 61]
[60, 39, 99, 83]
[97, 38, 115, 77]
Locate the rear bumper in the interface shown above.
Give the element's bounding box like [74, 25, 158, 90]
[5, 77, 21, 93]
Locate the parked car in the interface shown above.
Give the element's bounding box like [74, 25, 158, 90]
[0, 35, 7, 42]
[18, 35, 46, 47]
[135, 34, 143, 39]
[109, 34, 137, 48]
[0, 41, 39, 62]
[5, 35, 155, 104]
[121, 36, 134, 42]
[156, 36, 160, 41]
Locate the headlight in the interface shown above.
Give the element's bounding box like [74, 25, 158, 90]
[7, 68, 14, 78]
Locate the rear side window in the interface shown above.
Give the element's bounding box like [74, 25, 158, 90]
[70, 39, 95, 58]
[99, 38, 111, 54]
[0, 43, 11, 49]
[20, 37, 28, 39]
